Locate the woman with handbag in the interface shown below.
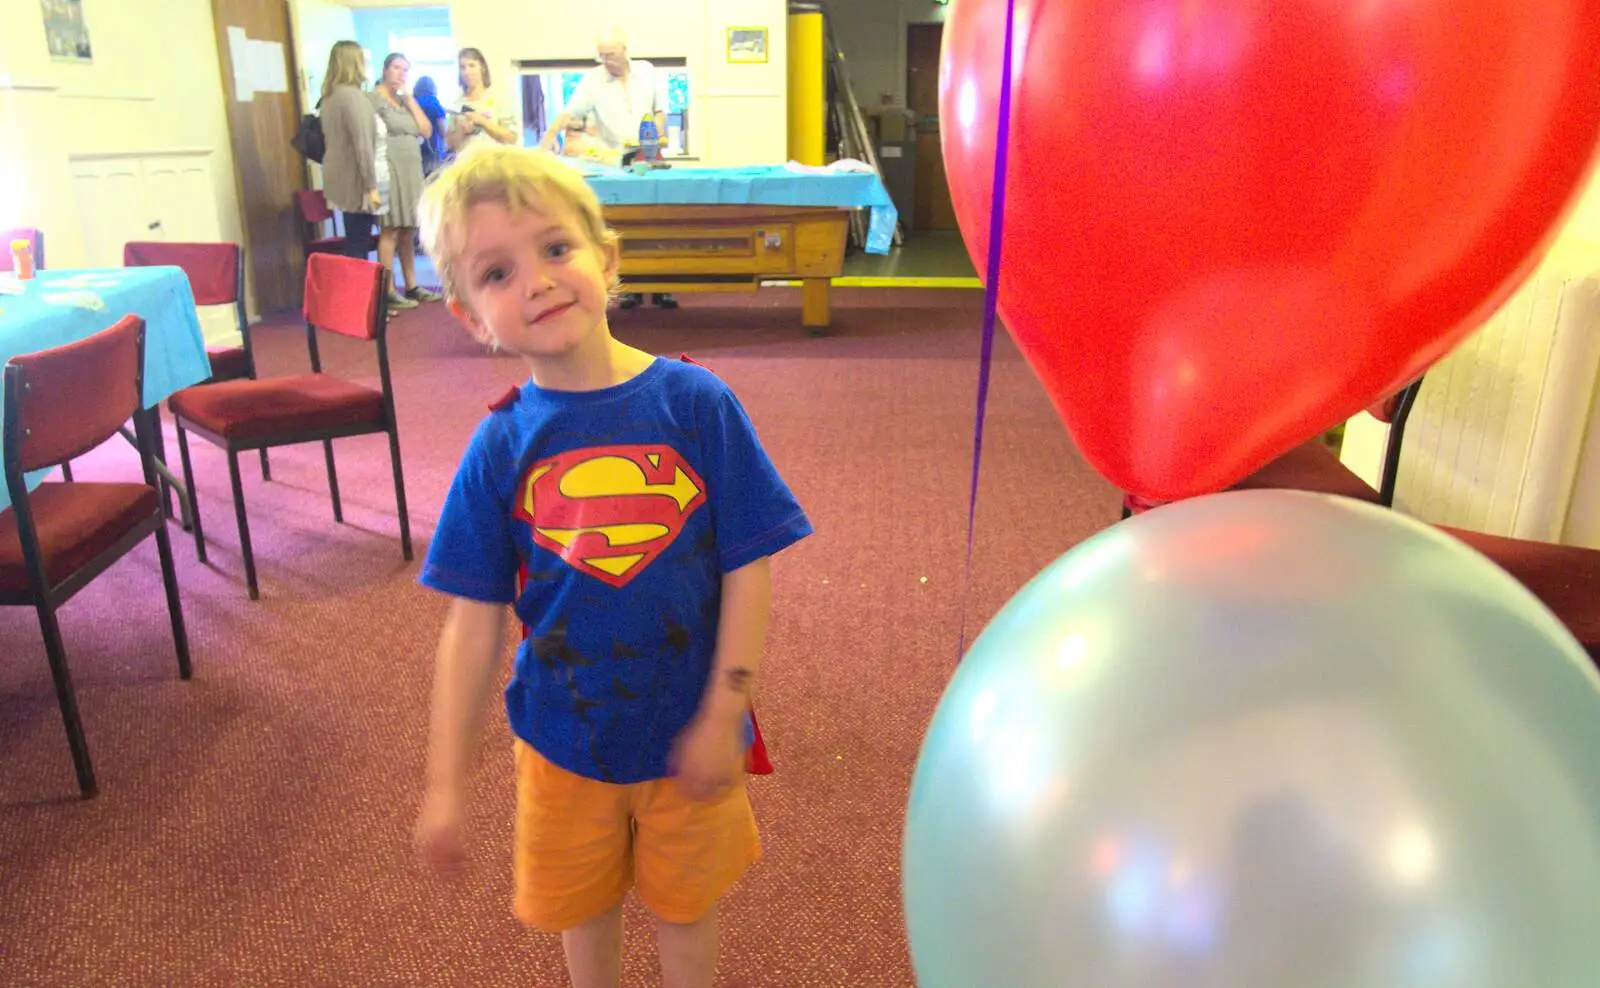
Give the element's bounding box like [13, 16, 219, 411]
[317, 41, 385, 262]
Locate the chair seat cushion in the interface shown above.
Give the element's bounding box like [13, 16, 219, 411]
[204, 345, 251, 382]
[168, 373, 385, 442]
[1231, 440, 1382, 503]
[1437, 526, 1600, 654]
[0, 483, 159, 594]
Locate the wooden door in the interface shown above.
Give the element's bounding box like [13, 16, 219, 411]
[907, 22, 957, 231]
[211, 0, 306, 314]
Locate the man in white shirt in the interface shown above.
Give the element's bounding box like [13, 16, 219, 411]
[544, 26, 677, 309]
[546, 28, 666, 154]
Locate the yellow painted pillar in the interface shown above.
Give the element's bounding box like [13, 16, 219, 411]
[787, 1, 826, 165]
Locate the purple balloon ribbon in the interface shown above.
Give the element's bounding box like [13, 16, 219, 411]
[959, 0, 1019, 658]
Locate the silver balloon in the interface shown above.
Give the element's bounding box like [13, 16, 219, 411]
[904, 490, 1600, 987]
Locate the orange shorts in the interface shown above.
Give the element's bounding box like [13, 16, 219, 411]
[512, 740, 761, 932]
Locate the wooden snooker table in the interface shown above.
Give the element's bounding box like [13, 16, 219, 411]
[580, 165, 897, 335]
[606, 204, 849, 332]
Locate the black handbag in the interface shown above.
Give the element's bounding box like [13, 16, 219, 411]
[291, 111, 326, 163]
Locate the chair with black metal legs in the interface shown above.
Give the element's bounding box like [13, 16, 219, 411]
[1, 314, 193, 797]
[1120, 377, 1425, 519]
[167, 252, 413, 599]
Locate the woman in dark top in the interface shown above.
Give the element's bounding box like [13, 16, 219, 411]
[412, 75, 448, 173]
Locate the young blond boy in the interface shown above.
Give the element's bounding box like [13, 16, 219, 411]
[411, 144, 811, 988]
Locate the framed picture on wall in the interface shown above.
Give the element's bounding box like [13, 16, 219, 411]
[40, 0, 93, 62]
[726, 27, 768, 64]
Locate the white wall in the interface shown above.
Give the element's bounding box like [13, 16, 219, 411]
[829, 0, 947, 110]
[447, 0, 788, 165]
[0, 0, 243, 270]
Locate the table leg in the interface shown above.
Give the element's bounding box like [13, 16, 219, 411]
[802, 278, 831, 336]
[121, 410, 192, 532]
[152, 405, 175, 521]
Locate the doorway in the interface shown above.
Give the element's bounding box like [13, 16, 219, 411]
[906, 22, 957, 232]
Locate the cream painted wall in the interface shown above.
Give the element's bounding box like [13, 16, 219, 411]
[0, 0, 243, 271]
[447, 0, 788, 165]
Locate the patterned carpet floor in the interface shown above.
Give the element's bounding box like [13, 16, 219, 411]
[0, 287, 1118, 986]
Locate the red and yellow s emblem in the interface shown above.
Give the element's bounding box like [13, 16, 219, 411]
[514, 445, 707, 588]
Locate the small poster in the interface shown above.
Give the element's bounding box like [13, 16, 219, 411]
[250, 39, 289, 94]
[228, 26, 253, 101]
[727, 27, 768, 64]
[40, 0, 92, 63]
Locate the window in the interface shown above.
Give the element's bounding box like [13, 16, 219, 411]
[348, 6, 459, 105]
[391, 33, 462, 108]
[517, 57, 691, 157]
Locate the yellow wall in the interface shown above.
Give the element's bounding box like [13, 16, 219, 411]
[1547, 165, 1600, 255]
[447, 0, 789, 166]
[0, 0, 243, 269]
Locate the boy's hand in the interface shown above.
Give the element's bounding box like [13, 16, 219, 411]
[670, 713, 745, 802]
[414, 787, 468, 879]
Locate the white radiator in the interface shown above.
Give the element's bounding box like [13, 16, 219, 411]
[1342, 260, 1600, 546]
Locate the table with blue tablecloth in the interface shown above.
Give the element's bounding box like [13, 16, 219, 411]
[0, 267, 212, 511]
[579, 164, 899, 331]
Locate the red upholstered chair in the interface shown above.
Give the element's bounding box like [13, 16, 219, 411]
[1433, 529, 1600, 658]
[1120, 378, 1424, 519]
[1, 226, 44, 272]
[1113, 374, 1600, 657]
[2, 315, 192, 798]
[123, 242, 256, 385]
[167, 253, 412, 599]
[294, 189, 348, 258]
[122, 241, 269, 489]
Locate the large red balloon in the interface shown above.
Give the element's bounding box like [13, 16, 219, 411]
[942, 0, 1600, 501]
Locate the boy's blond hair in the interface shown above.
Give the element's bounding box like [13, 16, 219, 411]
[417, 144, 618, 302]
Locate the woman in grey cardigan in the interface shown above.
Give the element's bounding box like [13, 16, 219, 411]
[318, 41, 382, 261]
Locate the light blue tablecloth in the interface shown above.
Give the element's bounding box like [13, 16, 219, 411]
[581, 165, 898, 255]
[0, 266, 211, 509]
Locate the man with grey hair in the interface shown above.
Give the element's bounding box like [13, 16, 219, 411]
[545, 27, 665, 154]
[544, 26, 677, 308]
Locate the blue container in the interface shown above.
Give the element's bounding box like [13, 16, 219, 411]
[638, 116, 661, 161]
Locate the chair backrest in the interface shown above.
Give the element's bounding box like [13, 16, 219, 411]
[1, 227, 44, 273]
[124, 241, 242, 306]
[3, 315, 146, 477]
[294, 189, 336, 225]
[304, 252, 386, 341]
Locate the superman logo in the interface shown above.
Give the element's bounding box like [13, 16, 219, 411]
[514, 445, 707, 588]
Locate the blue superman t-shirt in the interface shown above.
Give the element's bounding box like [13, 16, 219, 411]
[419, 357, 812, 784]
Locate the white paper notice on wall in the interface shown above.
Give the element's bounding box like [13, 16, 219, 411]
[880, 145, 904, 158]
[249, 40, 289, 94]
[227, 26, 254, 101]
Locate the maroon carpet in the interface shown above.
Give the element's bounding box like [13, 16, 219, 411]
[0, 288, 1119, 986]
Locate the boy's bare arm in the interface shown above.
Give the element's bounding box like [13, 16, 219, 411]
[424, 597, 508, 796]
[701, 557, 772, 725]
